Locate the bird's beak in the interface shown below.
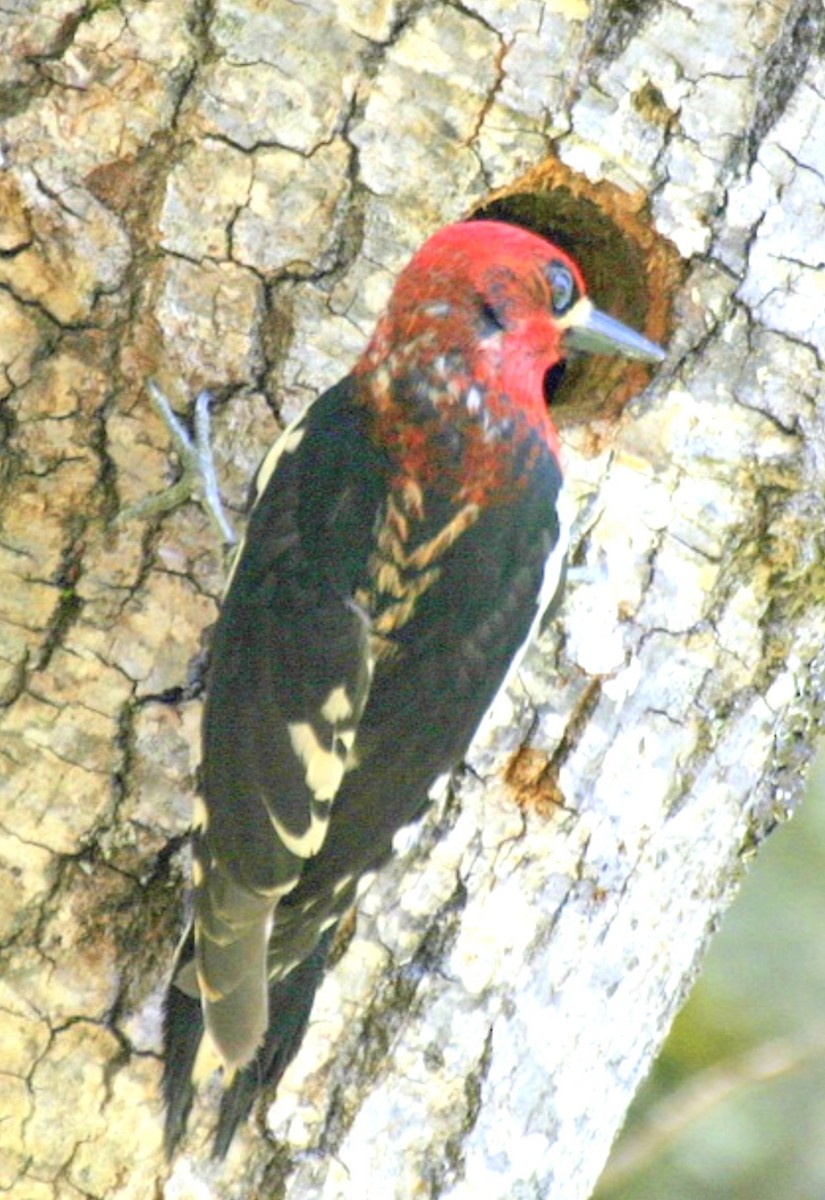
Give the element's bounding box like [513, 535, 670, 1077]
[561, 298, 666, 363]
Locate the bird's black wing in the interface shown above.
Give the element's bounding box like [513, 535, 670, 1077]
[279, 430, 566, 921]
[165, 375, 565, 1156]
[208, 432, 564, 1156]
[163, 377, 388, 1149]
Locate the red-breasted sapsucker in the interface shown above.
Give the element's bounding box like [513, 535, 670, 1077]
[163, 220, 665, 1156]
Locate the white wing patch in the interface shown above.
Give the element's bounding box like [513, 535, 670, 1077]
[535, 487, 571, 618]
[273, 704, 359, 858]
[501, 484, 571, 689]
[254, 421, 306, 501]
[337, 728, 356, 753]
[288, 721, 346, 802]
[268, 804, 330, 859]
[220, 419, 308, 595]
[321, 685, 353, 723]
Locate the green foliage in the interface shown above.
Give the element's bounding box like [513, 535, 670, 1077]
[597, 749, 825, 1200]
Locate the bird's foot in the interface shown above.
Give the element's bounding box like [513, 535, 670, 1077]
[116, 383, 237, 545]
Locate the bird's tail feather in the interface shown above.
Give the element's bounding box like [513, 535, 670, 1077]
[213, 924, 336, 1157]
[163, 924, 337, 1159]
[162, 926, 201, 1157]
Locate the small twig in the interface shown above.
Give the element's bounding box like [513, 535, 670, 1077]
[596, 1023, 825, 1194]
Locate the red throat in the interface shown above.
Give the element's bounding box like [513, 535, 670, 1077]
[475, 313, 564, 459]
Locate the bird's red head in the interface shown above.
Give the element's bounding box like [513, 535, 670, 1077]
[355, 220, 664, 490]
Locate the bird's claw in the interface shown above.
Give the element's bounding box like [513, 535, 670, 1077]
[116, 383, 237, 545]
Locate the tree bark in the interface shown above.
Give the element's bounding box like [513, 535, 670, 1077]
[1, 2, 824, 1198]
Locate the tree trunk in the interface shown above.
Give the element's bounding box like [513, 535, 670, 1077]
[2, 2, 824, 1198]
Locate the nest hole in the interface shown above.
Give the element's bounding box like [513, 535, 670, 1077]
[468, 155, 683, 429]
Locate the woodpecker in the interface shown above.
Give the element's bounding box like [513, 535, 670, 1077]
[162, 219, 665, 1156]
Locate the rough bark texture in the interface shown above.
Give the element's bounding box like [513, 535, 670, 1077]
[1, 2, 824, 1198]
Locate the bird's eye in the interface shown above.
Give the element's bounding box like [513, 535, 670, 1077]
[479, 299, 507, 336]
[547, 262, 576, 315]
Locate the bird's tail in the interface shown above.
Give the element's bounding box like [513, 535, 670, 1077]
[162, 925, 202, 1156]
[163, 924, 336, 1158]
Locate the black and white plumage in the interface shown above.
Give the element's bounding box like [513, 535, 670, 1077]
[161, 220, 665, 1156]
